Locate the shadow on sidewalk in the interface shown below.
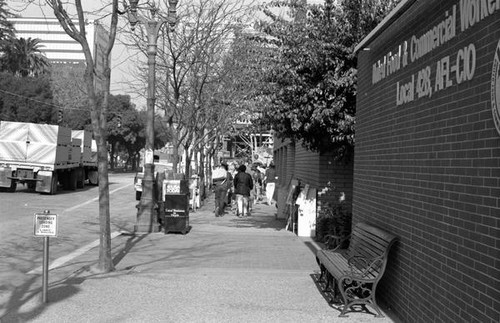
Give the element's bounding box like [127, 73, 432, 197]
[111, 232, 148, 267]
[310, 273, 395, 320]
[0, 259, 83, 322]
[192, 195, 286, 232]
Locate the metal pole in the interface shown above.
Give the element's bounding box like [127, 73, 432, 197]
[42, 236, 49, 303]
[129, 1, 177, 233]
[135, 21, 162, 233]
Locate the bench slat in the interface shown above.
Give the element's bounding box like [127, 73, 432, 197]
[357, 222, 398, 242]
[354, 229, 393, 251]
[317, 250, 375, 280]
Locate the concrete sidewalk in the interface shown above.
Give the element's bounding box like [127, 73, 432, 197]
[1, 196, 396, 323]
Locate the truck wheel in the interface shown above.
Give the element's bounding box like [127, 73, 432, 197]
[49, 172, 58, 195]
[76, 168, 85, 188]
[61, 172, 69, 190]
[68, 169, 77, 190]
[27, 181, 36, 190]
[8, 181, 16, 192]
[88, 170, 98, 185]
[136, 191, 142, 201]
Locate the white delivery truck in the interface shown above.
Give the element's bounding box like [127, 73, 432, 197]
[0, 121, 98, 194]
[71, 129, 99, 187]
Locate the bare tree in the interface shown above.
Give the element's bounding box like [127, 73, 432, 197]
[47, 0, 120, 273]
[123, 0, 257, 177]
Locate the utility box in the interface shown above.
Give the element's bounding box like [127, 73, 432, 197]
[163, 194, 189, 234]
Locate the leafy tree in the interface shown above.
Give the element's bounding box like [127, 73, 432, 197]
[219, 24, 279, 162]
[0, 0, 14, 42]
[255, 0, 399, 159]
[0, 71, 56, 123]
[106, 94, 165, 170]
[121, 110, 146, 171]
[0, 37, 51, 77]
[107, 94, 131, 169]
[51, 62, 92, 129]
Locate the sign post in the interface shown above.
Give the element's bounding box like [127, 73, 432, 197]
[34, 210, 58, 303]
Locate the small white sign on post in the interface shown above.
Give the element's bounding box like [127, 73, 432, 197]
[144, 149, 154, 164]
[34, 213, 58, 237]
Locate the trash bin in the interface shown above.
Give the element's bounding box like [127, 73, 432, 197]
[163, 194, 189, 234]
[162, 178, 189, 234]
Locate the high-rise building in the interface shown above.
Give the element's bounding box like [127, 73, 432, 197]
[8, 17, 109, 93]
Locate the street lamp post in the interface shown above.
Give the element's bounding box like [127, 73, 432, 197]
[126, 0, 178, 233]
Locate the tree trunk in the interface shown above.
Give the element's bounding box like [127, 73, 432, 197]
[50, 0, 118, 273]
[85, 67, 113, 273]
[171, 127, 180, 173]
[199, 148, 206, 200]
[95, 131, 114, 272]
[110, 142, 115, 170]
[193, 147, 199, 175]
[184, 146, 192, 179]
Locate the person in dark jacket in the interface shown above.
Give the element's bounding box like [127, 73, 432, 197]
[264, 162, 277, 206]
[233, 164, 253, 217]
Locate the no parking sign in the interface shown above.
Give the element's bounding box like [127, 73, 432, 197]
[34, 212, 58, 237]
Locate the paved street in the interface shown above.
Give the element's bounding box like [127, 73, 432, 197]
[0, 174, 397, 322]
[0, 172, 136, 300]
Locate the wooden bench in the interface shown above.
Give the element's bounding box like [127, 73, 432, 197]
[316, 222, 399, 317]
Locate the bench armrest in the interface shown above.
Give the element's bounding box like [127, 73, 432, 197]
[347, 255, 384, 279]
[324, 233, 350, 251]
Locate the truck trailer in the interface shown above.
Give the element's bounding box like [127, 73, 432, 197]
[0, 121, 98, 194]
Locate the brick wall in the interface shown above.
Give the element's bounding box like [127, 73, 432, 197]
[273, 138, 354, 228]
[294, 143, 320, 184]
[355, 0, 500, 322]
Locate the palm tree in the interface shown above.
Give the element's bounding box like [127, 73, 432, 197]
[0, 37, 50, 77]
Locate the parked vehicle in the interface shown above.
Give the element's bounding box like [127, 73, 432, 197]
[134, 160, 172, 201]
[0, 121, 98, 194]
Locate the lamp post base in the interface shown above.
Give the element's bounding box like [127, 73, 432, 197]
[135, 203, 160, 233]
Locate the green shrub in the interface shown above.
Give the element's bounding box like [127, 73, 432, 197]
[316, 201, 352, 248]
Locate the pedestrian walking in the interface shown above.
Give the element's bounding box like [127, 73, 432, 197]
[233, 164, 253, 217]
[251, 166, 263, 204]
[264, 162, 277, 206]
[212, 163, 232, 217]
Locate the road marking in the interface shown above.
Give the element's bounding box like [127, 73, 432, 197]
[28, 184, 131, 274]
[27, 231, 122, 275]
[63, 184, 131, 213]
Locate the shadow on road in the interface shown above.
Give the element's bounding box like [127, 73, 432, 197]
[0, 232, 149, 322]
